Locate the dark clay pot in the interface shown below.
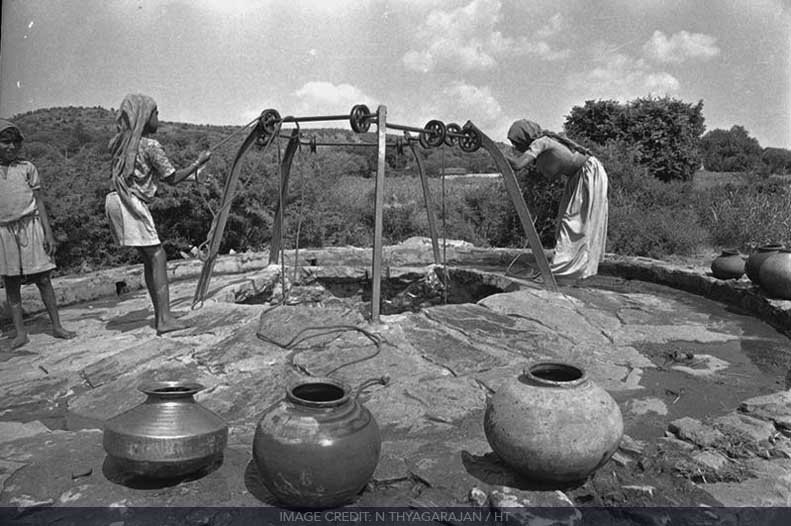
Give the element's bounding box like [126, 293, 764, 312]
[484, 362, 623, 484]
[759, 249, 791, 299]
[745, 244, 784, 285]
[253, 376, 388, 508]
[103, 381, 228, 479]
[710, 249, 745, 280]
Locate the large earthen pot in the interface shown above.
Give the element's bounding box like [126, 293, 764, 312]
[745, 244, 784, 285]
[710, 248, 745, 280]
[759, 249, 791, 299]
[103, 381, 228, 479]
[484, 362, 623, 484]
[253, 376, 387, 508]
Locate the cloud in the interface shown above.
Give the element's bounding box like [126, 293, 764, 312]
[293, 81, 374, 116]
[402, 0, 569, 73]
[567, 49, 680, 100]
[643, 30, 720, 63]
[238, 81, 374, 125]
[388, 82, 509, 139]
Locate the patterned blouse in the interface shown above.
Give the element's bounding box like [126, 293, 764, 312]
[127, 137, 176, 202]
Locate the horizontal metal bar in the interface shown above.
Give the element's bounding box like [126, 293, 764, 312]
[279, 114, 351, 123]
[386, 123, 428, 134]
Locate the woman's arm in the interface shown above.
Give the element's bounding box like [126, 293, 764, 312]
[167, 150, 212, 185]
[505, 149, 537, 171]
[33, 189, 56, 257]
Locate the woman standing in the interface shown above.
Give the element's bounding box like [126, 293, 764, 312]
[106, 94, 210, 334]
[505, 119, 608, 281]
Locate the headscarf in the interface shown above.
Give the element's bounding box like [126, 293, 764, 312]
[0, 119, 24, 141]
[507, 119, 542, 151]
[108, 94, 157, 216]
[0, 120, 24, 163]
[507, 118, 593, 156]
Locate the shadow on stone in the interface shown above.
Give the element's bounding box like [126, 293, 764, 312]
[105, 309, 152, 332]
[101, 454, 222, 489]
[460, 450, 586, 492]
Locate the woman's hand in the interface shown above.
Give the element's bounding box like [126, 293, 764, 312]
[197, 150, 211, 166]
[44, 235, 57, 257]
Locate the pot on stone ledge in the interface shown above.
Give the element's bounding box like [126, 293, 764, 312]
[484, 362, 623, 484]
[759, 249, 791, 300]
[745, 243, 784, 285]
[710, 248, 745, 280]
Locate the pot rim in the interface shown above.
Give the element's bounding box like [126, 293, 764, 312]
[719, 248, 741, 256]
[138, 380, 204, 398]
[758, 243, 785, 251]
[522, 362, 588, 388]
[286, 376, 352, 408]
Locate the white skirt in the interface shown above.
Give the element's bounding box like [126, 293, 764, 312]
[105, 191, 161, 247]
[0, 214, 57, 276]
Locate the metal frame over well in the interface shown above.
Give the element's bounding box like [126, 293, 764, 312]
[192, 105, 557, 321]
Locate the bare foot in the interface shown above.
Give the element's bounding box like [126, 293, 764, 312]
[156, 317, 189, 335]
[11, 333, 29, 349]
[52, 326, 77, 340]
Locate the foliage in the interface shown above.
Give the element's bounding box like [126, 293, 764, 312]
[762, 147, 791, 175]
[700, 126, 762, 172]
[564, 96, 706, 181]
[694, 180, 791, 250]
[594, 140, 710, 257]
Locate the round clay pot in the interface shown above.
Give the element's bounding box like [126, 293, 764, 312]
[745, 244, 784, 285]
[253, 376, 387, 508]
[759, 249, 791, 299]
[710, 248, 745, 280]
[484, 362, 623, 484]
[103, 381, 228, 479]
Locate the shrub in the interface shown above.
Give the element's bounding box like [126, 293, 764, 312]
[564, 96, 705, 181]
[695, 180, 791, 250]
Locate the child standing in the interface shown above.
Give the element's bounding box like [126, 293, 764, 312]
[0, 120, 76, 348]
[106, 94, 210, 334]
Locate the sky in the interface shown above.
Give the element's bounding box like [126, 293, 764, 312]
[1, 0, 789, 148]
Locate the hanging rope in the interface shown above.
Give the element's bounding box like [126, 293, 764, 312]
[441, 145, 449, 304]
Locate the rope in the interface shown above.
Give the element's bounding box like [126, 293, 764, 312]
[256, 315, 383, 376]
[441, 146, 448, 304]
[195, 122, 281, 261]
[276, 137, 287, 304]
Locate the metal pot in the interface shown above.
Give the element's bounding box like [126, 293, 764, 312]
[103, 381, 228, 479]
[253, 375, 388, 507]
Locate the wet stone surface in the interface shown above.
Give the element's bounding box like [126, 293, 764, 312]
[2, 243, 791, 510]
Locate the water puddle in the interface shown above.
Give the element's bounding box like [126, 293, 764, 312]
[567, 275, 791, 440]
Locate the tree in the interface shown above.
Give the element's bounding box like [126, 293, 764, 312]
[564, 96, 706, 181]
[762, 147, 791, 175]
[700, 126, 762, 172]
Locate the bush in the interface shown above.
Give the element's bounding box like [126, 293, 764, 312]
[564, 96, 705, 181]
[694, 180, 791, 250]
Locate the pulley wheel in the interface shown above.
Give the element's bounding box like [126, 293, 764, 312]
[458, 126, 482, 152]
[350, 104, 372, 133]
[258, 109, 281, 136]
[421, 120, 446, 148]
[418, 131, 431, 149]
[444, 123, 461, 146]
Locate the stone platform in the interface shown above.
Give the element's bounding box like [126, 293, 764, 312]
[2, 240, 791, 514]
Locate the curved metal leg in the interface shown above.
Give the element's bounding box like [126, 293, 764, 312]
[408, 141, 441, 264]
[269, 129, 300, 265]
[464, 122, 558, 292]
